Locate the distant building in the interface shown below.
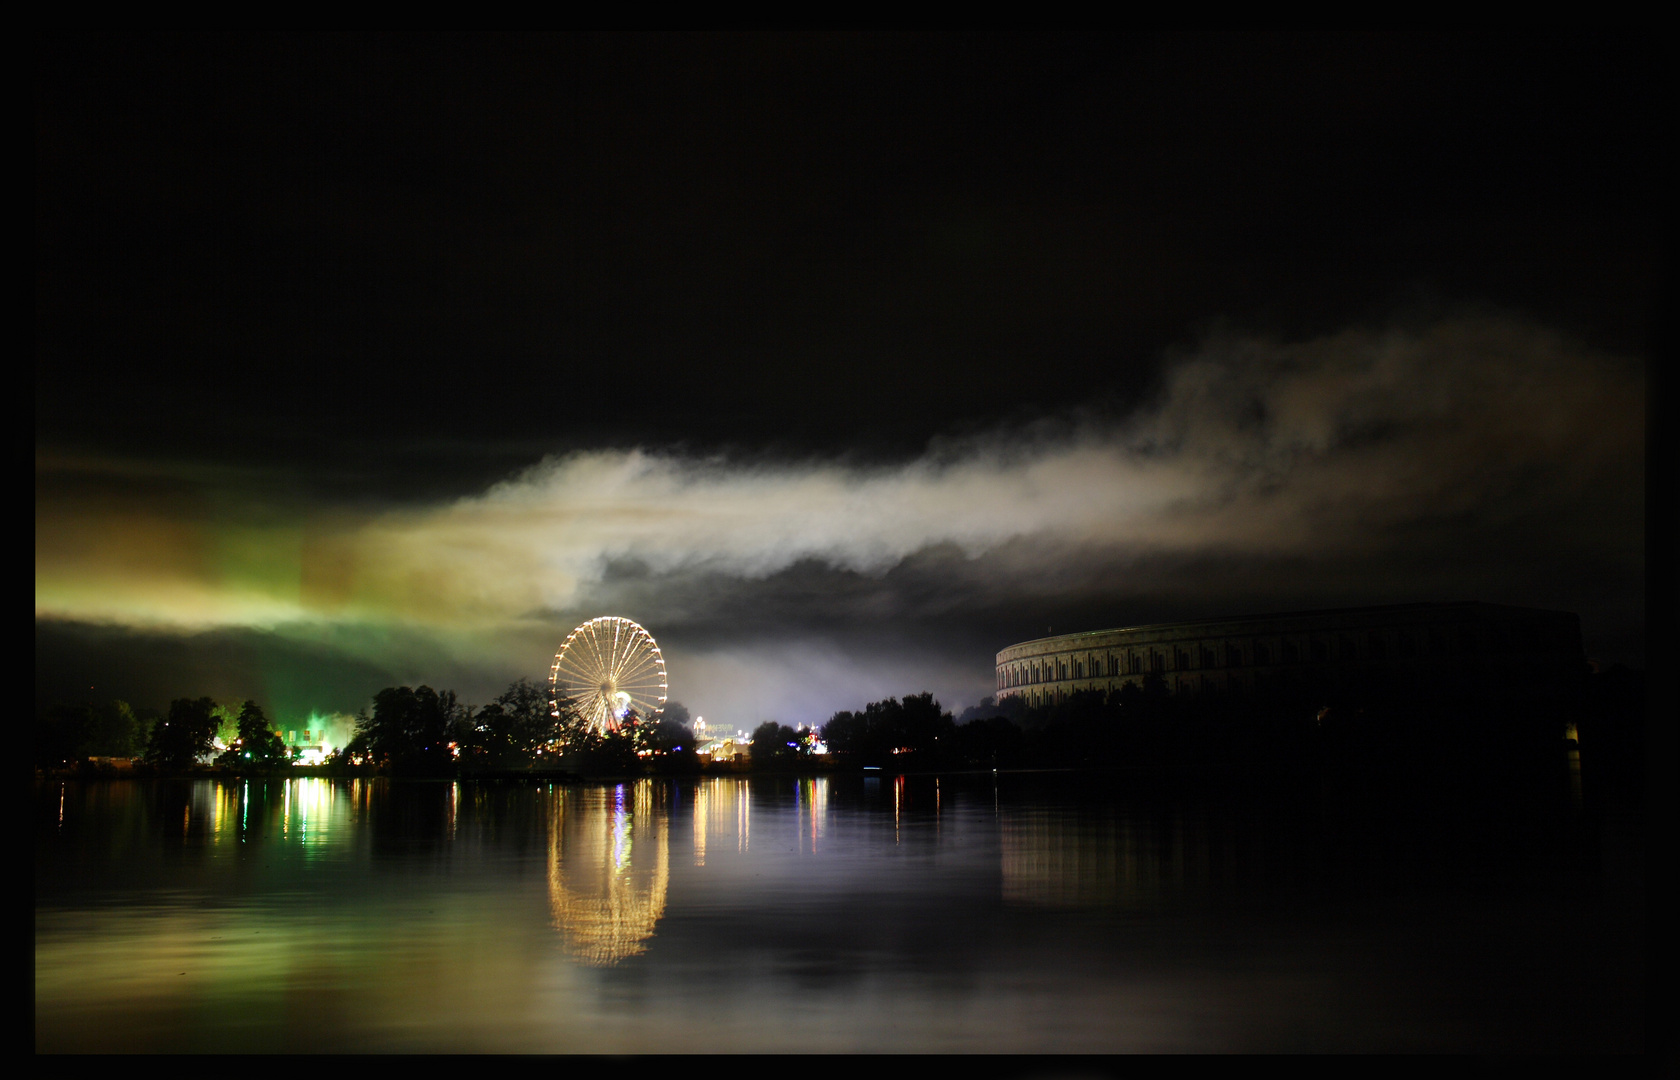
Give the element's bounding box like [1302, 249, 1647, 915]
[697, 737, 748, 763]
[282, 715, 354, 765]
[995, 602, 1585, 706]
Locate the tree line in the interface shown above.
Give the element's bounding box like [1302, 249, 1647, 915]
[37, 664, 1642, 780]
[341, 680, 695, 775]
[34, 679, 701, 776]
[39, 697, 293, 772]
[803, 666, 1638, 773]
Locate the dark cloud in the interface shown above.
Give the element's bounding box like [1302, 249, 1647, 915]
[35, 37, 1655, 724]
[36, 312, 1645, 723]
[36, 35, 1659, 481]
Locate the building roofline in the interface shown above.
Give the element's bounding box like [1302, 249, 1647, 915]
[997, 601, 1574, 653]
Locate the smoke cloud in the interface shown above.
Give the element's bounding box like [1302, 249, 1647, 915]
[37, 313, 1642, 631]
[35, 313, 1644, 718]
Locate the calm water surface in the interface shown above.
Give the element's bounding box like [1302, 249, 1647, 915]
[35, 772, 1640, 1052]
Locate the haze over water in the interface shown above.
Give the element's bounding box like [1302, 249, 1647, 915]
[36, 772, 1639, 1053]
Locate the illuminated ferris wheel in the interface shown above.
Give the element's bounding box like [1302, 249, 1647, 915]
[550, 617, 667, 734]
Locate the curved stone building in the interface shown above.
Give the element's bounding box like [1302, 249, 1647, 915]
[995, 602, 1584, 707]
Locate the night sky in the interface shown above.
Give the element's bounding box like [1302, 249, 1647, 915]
[35, 34, 1657, 729]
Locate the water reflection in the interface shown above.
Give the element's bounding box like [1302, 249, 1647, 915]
[798, 776, 827, 854]
[36, 770, 1636, 1052]
[279, 778, 342, 850]
[692, 777, 754, 865]
[1003, 807, 1198, 910]
[546, 782, 669, 966]
[998, 785, 1342, 913]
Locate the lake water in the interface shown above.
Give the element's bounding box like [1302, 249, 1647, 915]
[35, 771, 1641, 1052]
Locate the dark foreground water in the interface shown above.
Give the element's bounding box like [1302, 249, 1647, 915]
[36, 770, 1641, 1053]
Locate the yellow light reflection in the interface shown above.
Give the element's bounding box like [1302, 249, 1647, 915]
[798, 777, 828, 854]
[546, 782, 669, 967]
[693, 779, 756, 864]
[1000, 809, 1206, 912]
[694, 782, 708, 866]
[894, 775, 904, 843]
[737, 780, 750, 853]
[281, 778, 339, 849]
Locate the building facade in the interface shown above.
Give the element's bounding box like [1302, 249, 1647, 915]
[995, 603, 1584, 707]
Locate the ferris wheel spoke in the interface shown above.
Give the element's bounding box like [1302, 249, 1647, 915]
[612, 631, 641, 679]
[616, 638, 657, 677]
[627, 671, 666, 694]
[606, 620, 623, 668]
[610, 641, 645, 680]
[563, 640, 606, 671]
[617, 680, 660, 698]
[581, 621, 607, 663]
[622, 632, 648, 670]
[555, 676, 594, 696]
[556, 652, 600, 679]
[618, 668, 663, 690]
[556, 648, 595, 672]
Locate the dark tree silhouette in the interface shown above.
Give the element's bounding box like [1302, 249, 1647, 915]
[83, 700, 144, 758]
[464, 679, 557, 769]
[644, 704, 700, 772]
[37, 704, 92, 769]
[498, 678, 556, 758]
[751, 721, 805, 767]
[952, 716, 1024, 768]
[356, 686, 467, 773]
[224, 700, 286, 767]
[145, 697, 220, 769]
[592, 710, 643, 774]
[822, 693, 954, 765]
